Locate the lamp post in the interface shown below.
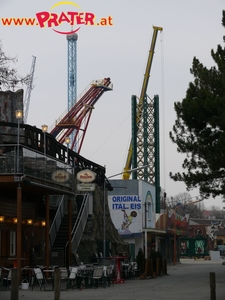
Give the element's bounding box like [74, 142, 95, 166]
[41, 124, 48, 157]
[173, 198, 204, 265]
[65, 136, 70, 164]
[15, 110, 23, 173]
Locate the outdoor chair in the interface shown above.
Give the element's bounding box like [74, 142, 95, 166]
[106, 265, 114, 287]
[59, 267, 69, 291]
[0, 268, 2, 289]
[2, 268, 11, 290]
[31, 268, 46, 290]
[91, 267, 103, 288]
[67, 267, 78, 289]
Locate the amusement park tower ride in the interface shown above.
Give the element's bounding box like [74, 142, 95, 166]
[66, 33, 78, 150]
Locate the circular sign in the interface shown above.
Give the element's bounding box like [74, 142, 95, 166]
[76, 169, 96, 183]
[51, 169, 70, 183]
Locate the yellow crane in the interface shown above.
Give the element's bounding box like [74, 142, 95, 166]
[122, 25, 163, 180]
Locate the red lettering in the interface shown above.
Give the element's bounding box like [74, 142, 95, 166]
[36, 12, 50, 28]
[108, 16, 113, 26]
[76, 13, 85, 25]
[24, 18, 36, 26]
[58, 12, 70, 25]
[67, 12, 79, 25]
[1, 18, 12, 25]
[85, 12, 95, 25]
[47, 13, 59, 27]
[13, 18, 24, 25]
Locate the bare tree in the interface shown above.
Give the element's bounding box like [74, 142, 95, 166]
[0, 40, 30, 90]
[167, 192, 204, 218]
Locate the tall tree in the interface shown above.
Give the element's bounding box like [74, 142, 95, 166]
[170, 11, 225, 199]
[0, 40, 30, 90]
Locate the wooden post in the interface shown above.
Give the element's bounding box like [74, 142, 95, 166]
[10, 268, 18, 300]
[68, 198, 72, 267]
[54, 267, 61, 300]
[156, 258, 161, 277]
[149, 259, 153, 278]
[210, 272, 216, 300]
[162, 258, 167, 275]
[45, 194, 50, 270]
[144, 259, 148, 278]
[16, 186, 22, 283]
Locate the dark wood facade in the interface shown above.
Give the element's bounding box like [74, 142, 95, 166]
[0, 121, 106, 272]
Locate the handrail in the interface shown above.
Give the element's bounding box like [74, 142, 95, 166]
[71, 193, 91, 253]
[64, 193, 91, 258]
[49, 195, 66, 248]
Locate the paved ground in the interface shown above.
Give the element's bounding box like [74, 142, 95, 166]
[1, 259, 225, 300]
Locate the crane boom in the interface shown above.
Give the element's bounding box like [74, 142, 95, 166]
[23, 56, 36, 124]
[122, 26, 163, 180]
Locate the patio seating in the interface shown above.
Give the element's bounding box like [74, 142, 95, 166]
[106, 265, 115, 287]
[67, 267, 79, 289]
[91, 267, 103, 288]
[0, 268, 2, 288]
[2, 268, 11, 290]
[59, 267, 69, 291]
[31, 268, 46, 290]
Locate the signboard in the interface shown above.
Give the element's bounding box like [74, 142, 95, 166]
[76, 169, 96, 183]
[51, 169, 70, 183]
[77, 183, 95, 191]
[108, 195, 142, 235]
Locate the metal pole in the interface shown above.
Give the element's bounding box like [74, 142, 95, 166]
[103, 180, 106, 258]
[44, 132, 46, 157]
[17, 119, 20, 173]
[174, 214, 176, 265]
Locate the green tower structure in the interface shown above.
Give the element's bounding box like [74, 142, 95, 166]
[131, 94, 160, 213]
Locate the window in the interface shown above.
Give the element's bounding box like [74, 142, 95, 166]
[10, 231, 16, 256]
[148, 202, 151, 220]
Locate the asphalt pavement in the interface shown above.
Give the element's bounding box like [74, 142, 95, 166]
[0, 259, 225, 300]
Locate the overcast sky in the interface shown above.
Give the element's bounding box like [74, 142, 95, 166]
[1, 0, 225, 209]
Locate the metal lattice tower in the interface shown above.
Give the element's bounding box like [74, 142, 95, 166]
[67, 33, 78, 149]
[131, 94, 160, 213]
[23, 56, 36, 124]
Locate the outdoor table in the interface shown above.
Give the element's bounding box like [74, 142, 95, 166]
[7, 258, 27, 268]
[110, 256, 127, 284]
[78, 266, 94, 288]
[43, 269, 55, 290]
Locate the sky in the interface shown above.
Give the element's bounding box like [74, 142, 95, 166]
[1, 0, 225, 209]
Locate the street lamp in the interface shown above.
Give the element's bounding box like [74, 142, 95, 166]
[15, 110, 23, 173]
[173, 198, 204, 265]
[65, 136, 70, 164]
[107, 164, 149, 179]
[41, 124, 48, 157]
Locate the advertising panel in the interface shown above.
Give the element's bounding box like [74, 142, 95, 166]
[108, 195, 142, 235]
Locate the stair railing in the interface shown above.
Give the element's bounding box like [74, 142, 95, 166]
[49, 195, 65, 248]
[71, 193, 91, 253]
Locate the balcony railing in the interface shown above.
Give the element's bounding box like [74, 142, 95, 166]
[0, 144, 74, 190]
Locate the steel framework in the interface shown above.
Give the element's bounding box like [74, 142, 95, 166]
[50, 78, 113, 154]
[67, 33, 78, 149]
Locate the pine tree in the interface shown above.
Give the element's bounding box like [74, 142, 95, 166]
[170, 11, 225, 198]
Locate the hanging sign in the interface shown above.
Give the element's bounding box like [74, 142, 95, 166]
[76, 169, 96, 183]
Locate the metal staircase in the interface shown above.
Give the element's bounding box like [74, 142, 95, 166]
[49, 193, 92, 266]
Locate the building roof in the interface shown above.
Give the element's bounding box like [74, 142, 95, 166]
[189, 218, 224, 226]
